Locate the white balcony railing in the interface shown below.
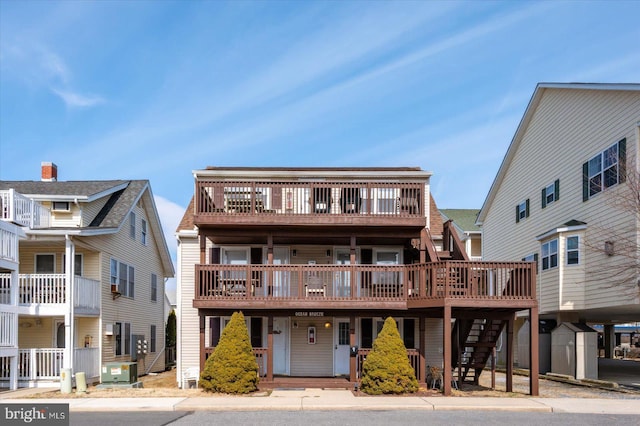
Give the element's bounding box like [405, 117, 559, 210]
[0, 220, 20, 264]
[0, 311, 17, 347]
[0, 273, 12, 305]
[0, 189, 51, 229]
[0, 348, 100, 383]
[18, 274, 101, 313]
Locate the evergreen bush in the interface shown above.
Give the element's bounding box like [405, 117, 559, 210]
[360, 316, 419, 395]
[199, 311, 259, 394]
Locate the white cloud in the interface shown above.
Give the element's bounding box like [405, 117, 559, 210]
[51, 88, 104, 108]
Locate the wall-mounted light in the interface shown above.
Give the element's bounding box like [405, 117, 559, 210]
[324, 321, 332, 329]
[604, 241, 614, 256]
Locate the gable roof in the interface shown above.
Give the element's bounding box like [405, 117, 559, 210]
[440, 209, 480, 233]
[0, 179, 175, 277]
[476, 82, 640, 226]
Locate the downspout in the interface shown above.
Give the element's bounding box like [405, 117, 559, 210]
[64, 234, 75, 372]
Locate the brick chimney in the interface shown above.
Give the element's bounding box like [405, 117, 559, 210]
[41, 162, 58, 182]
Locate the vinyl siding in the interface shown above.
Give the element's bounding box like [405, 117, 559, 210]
[176, 234, 200, 383]
[81, 197, 109, 226]
[290, 317, 333, 376]
[424, 318, 443, 367]
[482, 88, 640, 315]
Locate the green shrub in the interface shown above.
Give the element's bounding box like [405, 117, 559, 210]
[199, 311, 259, 394]
[360, 316, 419, 395]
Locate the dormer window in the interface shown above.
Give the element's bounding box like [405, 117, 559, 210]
[52, 201, 70, 212]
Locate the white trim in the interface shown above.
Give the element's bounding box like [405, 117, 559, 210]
[536, 224, 587, 241]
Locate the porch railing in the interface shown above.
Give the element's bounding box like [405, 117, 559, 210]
[0, 273, 12, 305]
[0, 220, 20, 263]
[195, 261, 535, 302]
[18, 274, 101, 312]
[0, 189, 50, 229]
[0, 348, 100, 383]
[356, 348, 422, 382]
[195, 181, 424, 218]
[0, 311, 17, 347]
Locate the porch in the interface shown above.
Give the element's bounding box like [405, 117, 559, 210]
[0, 347, 100, 388]
[0, 189, 50, 229]
[0, 273, 101, 315]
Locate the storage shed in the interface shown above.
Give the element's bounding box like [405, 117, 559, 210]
[551, 322, 598, 379]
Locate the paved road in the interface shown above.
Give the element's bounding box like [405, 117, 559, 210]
[70, 410, 640, 426]
[598, 358, 640, 390]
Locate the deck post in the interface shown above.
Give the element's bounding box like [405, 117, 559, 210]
[349, 316, 356, 384]
[267, 316, 274, 382]
[199, 312, 206, 372]
[529, 307, 539, 396]
[506, 313, 515, 392]
[443, 304, 452, 395]
[419, 316, 426, 385]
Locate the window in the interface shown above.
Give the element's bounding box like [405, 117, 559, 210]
[542, 180, 560, 208]
[567, 236, 579, 265]
[516, 199, 530, 223]
[35, 254, 55, 273]
[522, 253, 539, 274]
[129, 212, 136, 239]
[338, 322, 350, 345]
[141, 219, 147, 245]
[111, 258, 135, 298]
[376, 188, 397, 214]
[52, 201, 70, 211]
[151, 273, 157, 302]
[583, 139, 626, 201]
[63, 254, 83, 276]
[115, 322, 131, 356]
[541, 239, 558, 270]
[150, 325, 157, 353]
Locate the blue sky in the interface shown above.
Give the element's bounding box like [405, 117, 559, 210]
[1, 1, 639, 292]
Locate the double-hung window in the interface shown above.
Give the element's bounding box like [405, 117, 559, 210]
[141, 219, 147, 245]
[129, 212, 136, 239]
[583, 139, 626, 201]
[541, 239, 558, 270]
[542, 180, 560, 208]
[111, 258, 135, 298]
[151, 273, 157, 302]
[566, 236, 579, 265]
[516, 199, 529, 223]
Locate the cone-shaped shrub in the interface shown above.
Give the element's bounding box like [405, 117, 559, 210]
[199, 311, 259, 393]
[360, 316, 419, 395]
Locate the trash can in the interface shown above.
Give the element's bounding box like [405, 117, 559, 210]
[60, 368, 72, 394]
[76, 371, 87, 393]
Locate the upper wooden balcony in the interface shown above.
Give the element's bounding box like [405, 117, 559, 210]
[193, 261, 536, 310]
[194, 180, 426, 228]
[0, 189, 51, 229]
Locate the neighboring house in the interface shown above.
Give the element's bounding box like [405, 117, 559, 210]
[176, 167, 539, 395]
[476, 83, 640, 376]
[0, 163, 174, 388]
[439, 209, 482, 261]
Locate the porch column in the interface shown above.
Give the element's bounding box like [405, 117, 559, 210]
[63, 235, 75, 371]
[529, 307, 539, 396]
[199, 312, 206, 372]
[604, 324, 615, 358]
[267, 316, 274, 382]
[349, 316, 356, 383]
[419, 316, 426, 385]
[506, 313, 515, 392]
[443, 305, 452, 395]
[350, 236, 356, 298]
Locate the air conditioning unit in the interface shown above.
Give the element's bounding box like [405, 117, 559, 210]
[101, 362, 138, 384]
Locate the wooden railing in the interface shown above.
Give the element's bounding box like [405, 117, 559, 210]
[17, 274, 101, 312]
[0, 189, 50, 229]
[195, 180, 424, 218]
[357, 348, 422, 382]
[195, 261, 535, 302]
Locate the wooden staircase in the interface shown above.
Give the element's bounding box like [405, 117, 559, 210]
[452, 318, 506, 385]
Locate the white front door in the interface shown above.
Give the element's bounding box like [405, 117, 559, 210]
[273, 317, 289, 375]
[334, 318, 350, 376]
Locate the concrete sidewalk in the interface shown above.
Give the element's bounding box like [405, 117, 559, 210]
[3, 389, 640, 414]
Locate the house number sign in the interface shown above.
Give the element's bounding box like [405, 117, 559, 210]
[295, 311, 324, 317]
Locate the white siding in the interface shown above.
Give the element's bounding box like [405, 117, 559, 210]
[424, 318, 443, 368]
[177, 234, 200, 385]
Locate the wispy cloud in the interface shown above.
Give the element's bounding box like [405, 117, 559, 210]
[50, 88, 105, 108]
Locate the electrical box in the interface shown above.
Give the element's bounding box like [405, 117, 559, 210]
[101, 362, 138, 384]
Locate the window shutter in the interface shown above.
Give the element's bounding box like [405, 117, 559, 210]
[554, 179, 560, 201]
[534, 253, 539, 273]
[515, 205, 520, 223]
[582, 162, 589, 202]
[619, 138, 626, 183]
[210, 247, 221, 264]
[525, 199, 530, 218]
[541, 187, 547, 209]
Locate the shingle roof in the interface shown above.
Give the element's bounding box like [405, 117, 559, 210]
[0, 180, 129, 198]
[440, 209, 481, 233]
